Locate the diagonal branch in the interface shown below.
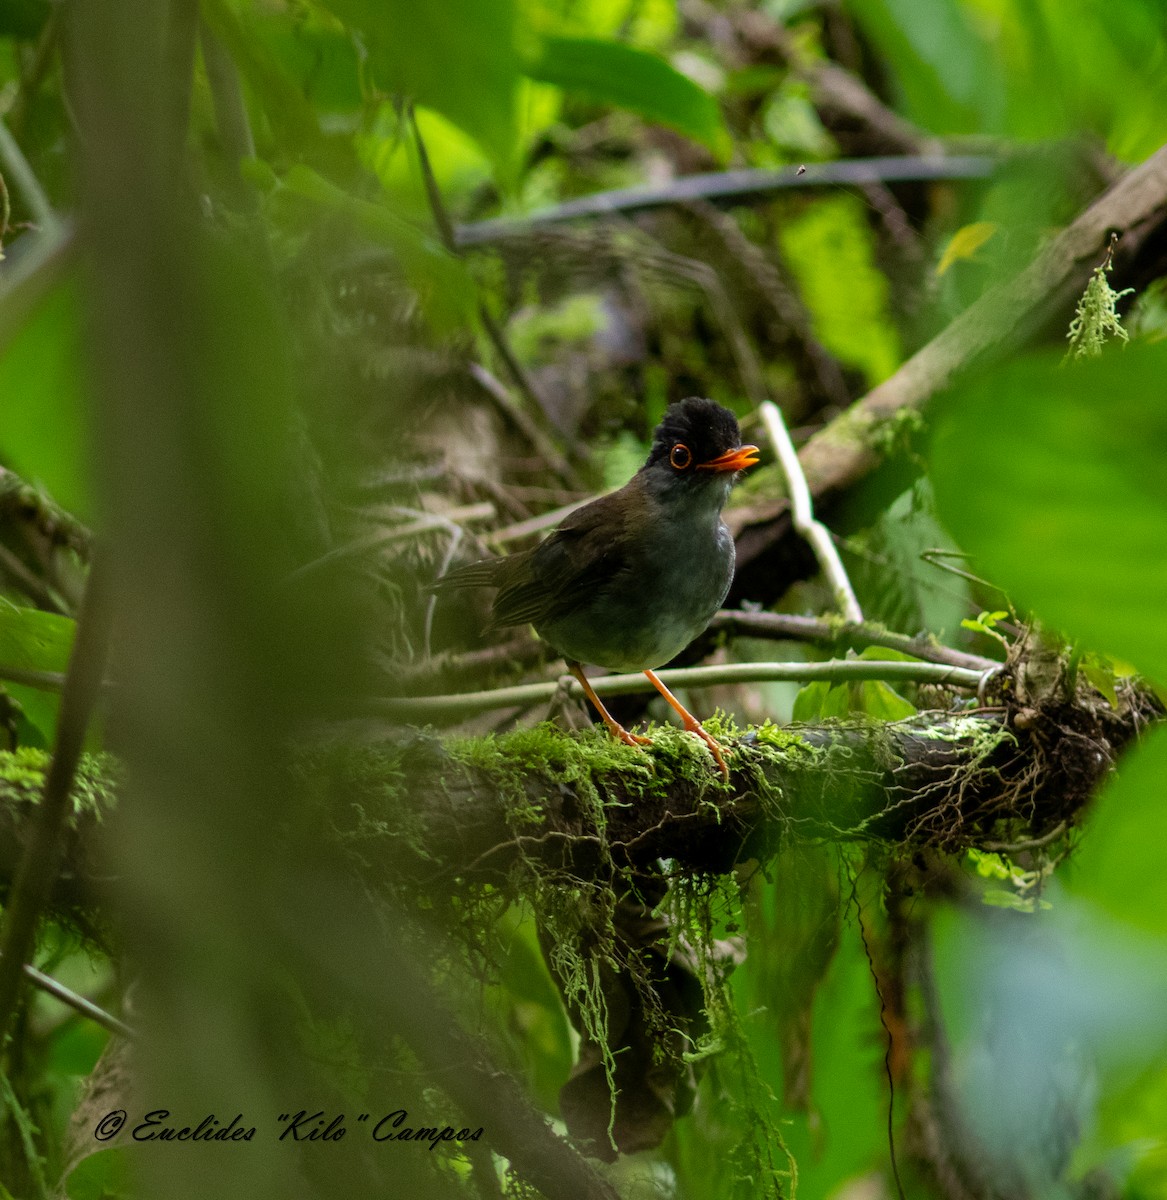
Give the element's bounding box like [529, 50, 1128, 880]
[730, 142, 1167, 597]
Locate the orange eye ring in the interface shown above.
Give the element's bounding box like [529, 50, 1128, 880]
[670, 443, 693, 470]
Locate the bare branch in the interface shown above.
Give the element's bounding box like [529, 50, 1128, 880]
[455, 156, 996, 247]
[759, 400, 863, 621]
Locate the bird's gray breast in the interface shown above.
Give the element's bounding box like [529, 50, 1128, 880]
[537, 512, 735, 672]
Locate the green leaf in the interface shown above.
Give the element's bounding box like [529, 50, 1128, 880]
[524, 36, 727, 152]
[249, 11, 362, 113]
[844, 0, 1003, 135]
[321, 0, 519, 175]
[201, 0, 325, 151]
[1066, 727, 1167, 938]
[791, 679, 831, 722]
[937, 221, 999, 275]
[0, 605, 76, 742]
[854, 680, 916, 720]
[0, 278, 90, 518]
[931, 343, 1167, 680]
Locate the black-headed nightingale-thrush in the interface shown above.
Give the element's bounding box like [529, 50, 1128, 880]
[438, 397, 759, 777]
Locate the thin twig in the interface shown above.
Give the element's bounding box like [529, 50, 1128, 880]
[759, 400, 863, 622]
[708, 610, 998, 673]
[0, 665, 69, 692]
[455, 157, 997, 247]
[0, 557, 113, 1044]
[981, 821, 1067, 854]
[284, 503, 495, 584]
[23, 964, 135, 1040]
[468, 363, 580, 488]
[0, 117, 60, 235]
[484, 491, 614, 546]
[374, 659, 988, 719]
[0, 169, 9, 256]
[407, 107, 584, 489]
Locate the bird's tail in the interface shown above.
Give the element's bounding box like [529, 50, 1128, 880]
[429, 557, 506, 593]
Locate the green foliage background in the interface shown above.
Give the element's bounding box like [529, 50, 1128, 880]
[0, 1, 1165, 1199]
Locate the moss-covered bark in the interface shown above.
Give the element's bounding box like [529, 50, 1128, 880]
[2, 689, 1149, 919]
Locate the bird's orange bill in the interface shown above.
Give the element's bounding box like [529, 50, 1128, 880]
[696, 444, 760, 473]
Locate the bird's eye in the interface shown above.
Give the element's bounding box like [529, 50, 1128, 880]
[670, 443, 693, 470]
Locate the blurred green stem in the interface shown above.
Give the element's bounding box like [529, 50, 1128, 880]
[0, 557, 112, 1046]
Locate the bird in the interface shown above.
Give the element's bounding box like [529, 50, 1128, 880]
[436, 397, 759, 778]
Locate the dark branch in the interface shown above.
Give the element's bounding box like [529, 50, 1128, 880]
[455, 156, 998, 248]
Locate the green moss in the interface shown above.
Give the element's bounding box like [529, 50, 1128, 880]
[0, 748, 121, 822]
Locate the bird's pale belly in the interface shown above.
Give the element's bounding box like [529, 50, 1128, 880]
[538, 530, 734, 672]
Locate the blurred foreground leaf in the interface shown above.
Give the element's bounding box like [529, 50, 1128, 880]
[322, 0, 520, 175]
[931, 343, 1167, 680]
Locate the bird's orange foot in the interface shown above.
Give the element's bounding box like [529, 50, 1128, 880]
[682, 717, 730, 781]
[607, 722, 653, 748]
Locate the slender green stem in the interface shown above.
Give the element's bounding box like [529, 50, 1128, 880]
[23, 964, 135, 1040]
[0, 558, 113, 1045]
[376, 658, 988, 718]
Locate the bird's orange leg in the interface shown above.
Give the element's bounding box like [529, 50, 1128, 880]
[567, 662, 653, 747]
[642, 669, 729, 780]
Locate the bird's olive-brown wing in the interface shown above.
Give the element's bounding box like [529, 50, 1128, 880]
[488, 487, 640, 630]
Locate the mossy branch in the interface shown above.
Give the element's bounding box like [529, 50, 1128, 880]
[3, 690, 1151, 919]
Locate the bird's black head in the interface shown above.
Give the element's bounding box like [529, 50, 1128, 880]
[645, 397, 758, 474]
[639, 397, 760, 512]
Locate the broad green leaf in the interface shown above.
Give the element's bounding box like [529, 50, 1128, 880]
[792, 679, 832, 722]
[279, 165, 477, 333]
[931, 343, 1167, 680]
[201, 0, 324, 151]
[321, 0, 520, 175]
[249, 12, 362, 113]
[845, 0, 1003, 134]
[1066, 726, 1167, 938]
[994, 0, 1167, 159]
[0, 277, 90, 517]
[855, 680, 916, 720]
[524, 36, 727, 152]
[0, 604, 75, 742]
